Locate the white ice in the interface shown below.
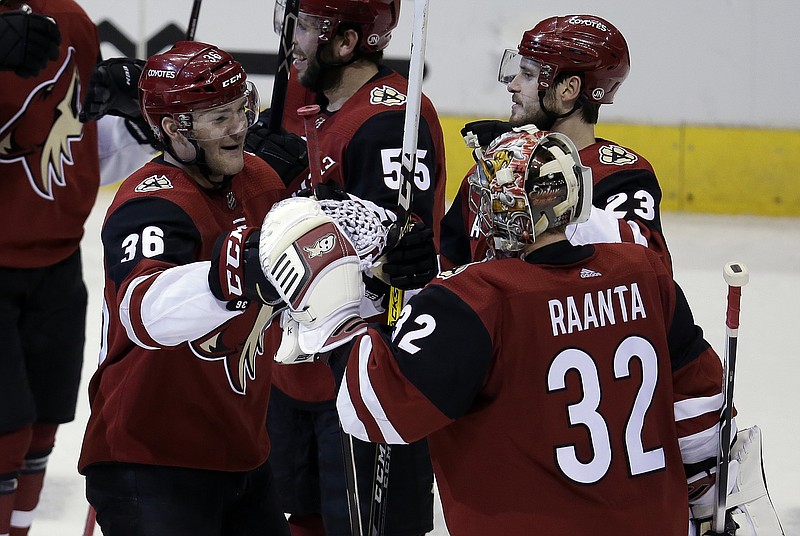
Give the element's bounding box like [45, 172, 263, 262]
[31, 188, 800, 535]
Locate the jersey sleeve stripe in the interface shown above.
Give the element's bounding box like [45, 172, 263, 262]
[355, 336, 406, 444]
[337, 373, 371, 442]
[674, 393, 723, 422]
[120, 273, 160, 350]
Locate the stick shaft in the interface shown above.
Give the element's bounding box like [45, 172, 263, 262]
[268, 0, 299, 133]
[185, 0, 202, 40]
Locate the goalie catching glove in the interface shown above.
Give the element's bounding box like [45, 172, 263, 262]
[259, 197, 367, 359]
[209, 227, 282, 310]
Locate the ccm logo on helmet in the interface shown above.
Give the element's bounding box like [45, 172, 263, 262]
[566, 16, 608, 33]
[222, 72, 243, 88]
[147, 69, 177, 78]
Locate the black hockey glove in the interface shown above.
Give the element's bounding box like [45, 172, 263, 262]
[381, 220, 438, 290]
[245, 113, 309, 187]
[461, 119, 513, 149]
[208, 227, 282, 311]
[79, 58, 145, 122]
[298, 180, 348, 201]
[0, 8, 60, 78]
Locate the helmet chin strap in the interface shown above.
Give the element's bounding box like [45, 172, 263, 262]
[166, 138, 230, 190]
[538, 91, 584, 129]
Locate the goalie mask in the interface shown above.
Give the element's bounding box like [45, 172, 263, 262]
[469, 126, 592, 258]
[139, 41, 260, 145]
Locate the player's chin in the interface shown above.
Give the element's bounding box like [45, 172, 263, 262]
[214, 150, 245, 176]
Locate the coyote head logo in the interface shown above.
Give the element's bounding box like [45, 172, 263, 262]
[0, 47, 85, 200]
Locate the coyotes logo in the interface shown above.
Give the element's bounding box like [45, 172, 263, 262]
[370, 85, 406, 107]
[598, 144, 638, 166]
[0, 47, 84, 200]
[190, 305, 275, 395]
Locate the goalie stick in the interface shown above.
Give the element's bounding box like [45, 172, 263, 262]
[185, 0, 202, 40]
[708, 261, 749, 535]
[269, 0, 299, 133]
[371, 2, 431, 536]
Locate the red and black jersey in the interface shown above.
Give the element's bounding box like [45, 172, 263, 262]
[0, 0, 100, 268]
[78, 154, 287, 473]
[441, 138, 672, 270]
[272, 66, 447, 403]
[338, 241, 723, 535]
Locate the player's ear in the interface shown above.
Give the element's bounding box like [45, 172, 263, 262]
[161, 117, 197, 161]
[558, 75, 583, 106]
[337, 28, 360, 59]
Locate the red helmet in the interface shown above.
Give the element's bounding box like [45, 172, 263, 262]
[517, 15, 630, 104]
[288, 0, 400, 53]
[139, 41, 256, 140]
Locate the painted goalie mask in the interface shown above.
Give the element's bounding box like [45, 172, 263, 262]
[468, 125, 592, 258]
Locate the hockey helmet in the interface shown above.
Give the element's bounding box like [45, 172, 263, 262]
[139, 41, 259, 142]
[469, 125, 592, 257]
[498, 15, 630, 104]
[274, 0, 399, 53]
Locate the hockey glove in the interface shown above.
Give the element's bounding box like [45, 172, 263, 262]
[259, 197, 366, 355]
[461, 119, 513, 149]
[245, 113, 309, 187]
[209, 227, 282, 311]
[0, 8, 60, 78]
[381, 220, 438, 290]
[79, 58, 145, 122]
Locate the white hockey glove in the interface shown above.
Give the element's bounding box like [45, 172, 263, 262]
[259, 197, 367, 359]
[690, 426, 786, 535]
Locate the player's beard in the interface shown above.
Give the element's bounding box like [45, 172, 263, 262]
[299, 49, 346, 94]
[510, 91, 557, 131]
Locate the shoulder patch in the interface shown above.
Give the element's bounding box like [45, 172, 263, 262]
[438, 262, 476, 280]
[134, 175, 173, 192]
[598, 144, 639, 166]
[370, 85, 407, 107]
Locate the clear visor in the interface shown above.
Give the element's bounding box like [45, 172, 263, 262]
[498, 49, 542, 86]
[273, 0, 286, 34]
[176, 81, 260, 141]
[274, 0, 330, 40]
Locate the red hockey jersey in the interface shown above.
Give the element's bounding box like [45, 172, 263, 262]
[0, 0, 100, 268]
[79, 155, 286, 473]
[338, 241, 723, 535]
[272, 66, 447, 402]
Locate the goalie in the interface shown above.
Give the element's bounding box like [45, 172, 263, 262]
[258, 127, 784, 535]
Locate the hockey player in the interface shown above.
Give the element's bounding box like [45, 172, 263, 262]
[0, 1, 152, 534]
[440, 15, 671, 270]
[77, 42, 290, 536]
[258, 127, 729, 535]
[258, 1, 445, 535]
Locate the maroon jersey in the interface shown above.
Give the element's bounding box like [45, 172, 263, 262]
[272, 66, 447, 402]
[79, 154, 286, 473]
[338, 241, 723, 535]
[0, 0, 100, 268]
[441, 139, 672, 270]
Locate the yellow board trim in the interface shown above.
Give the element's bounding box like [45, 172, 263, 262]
[441, 116, 800, 217]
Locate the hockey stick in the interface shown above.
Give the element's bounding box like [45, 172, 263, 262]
[185, 0, 202, 40]
[268, 0, 299, 133]
[370, 1, 431, 535]
[709, 261, 749, 535]
[82, 505, 96, 536]
[297, 104, 323, 189]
